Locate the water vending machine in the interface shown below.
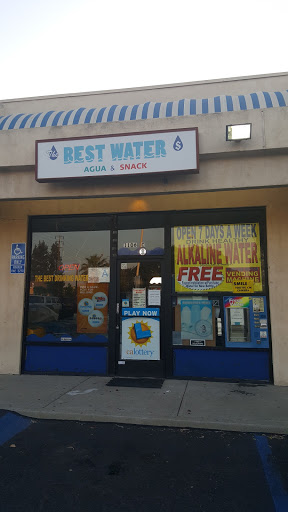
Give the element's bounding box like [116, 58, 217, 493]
[223, 296, 269, 349]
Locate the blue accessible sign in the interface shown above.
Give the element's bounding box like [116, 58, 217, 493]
[10, 243, 26, 274]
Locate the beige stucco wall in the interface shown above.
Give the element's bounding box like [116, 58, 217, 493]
[0, 186, 287, 384]
[1, 72, 288, 201]
[1, 107, 288, 200]
[266, 192, 288, 386]
[1, 154, 288, 201]
[0, 217, 27, 374]
[1, 71, 288, 114]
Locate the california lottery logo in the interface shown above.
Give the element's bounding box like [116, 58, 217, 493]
[78, 298, 94, 315]
[92, 292, 108, 309]
[46, 145, 59, 160]
[128, 321, 153, 347]
[88, 310, 104, 328]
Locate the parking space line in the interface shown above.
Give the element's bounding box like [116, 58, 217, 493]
[255, 434, 288, 512]
[0, 412, 31, 446]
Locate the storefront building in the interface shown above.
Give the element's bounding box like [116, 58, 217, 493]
[1, 73, 288, 384]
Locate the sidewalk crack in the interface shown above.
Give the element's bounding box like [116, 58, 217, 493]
[42, 377, 91, 409]
[176, 381, 189, 417]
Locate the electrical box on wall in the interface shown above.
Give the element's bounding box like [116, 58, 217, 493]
[223, 296, 269, 349]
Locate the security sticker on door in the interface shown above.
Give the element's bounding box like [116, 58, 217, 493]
[148, 289, 161, 306]
[132, 288, 146, 308]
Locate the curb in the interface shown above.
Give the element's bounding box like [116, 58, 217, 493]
[9, 408, 288, 435]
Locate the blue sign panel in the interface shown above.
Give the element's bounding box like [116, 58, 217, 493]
[10, 243, 26, 274]
[122, 308, 160, 318]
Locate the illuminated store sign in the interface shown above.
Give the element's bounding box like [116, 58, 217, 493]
[36, 128, 198, 181]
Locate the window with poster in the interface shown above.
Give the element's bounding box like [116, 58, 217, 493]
[25, 216, 111, 345]
[171, 214, 269, 350]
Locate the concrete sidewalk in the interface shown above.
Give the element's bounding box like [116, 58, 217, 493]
[0, 375, 287, 434]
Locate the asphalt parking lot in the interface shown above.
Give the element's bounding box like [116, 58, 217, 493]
[0, 410, 288, 511]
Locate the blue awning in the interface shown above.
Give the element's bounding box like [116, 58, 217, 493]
[0, 89, 287, 131]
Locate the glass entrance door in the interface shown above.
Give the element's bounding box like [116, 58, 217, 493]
[116, 260, 164, 377]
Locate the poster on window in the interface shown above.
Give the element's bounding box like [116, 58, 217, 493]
[121, 313, 160, 360]
[174, 223, 262, 293]
[181, 300, 214, 341]
[77, 282, 108, 333]
[132, 288, 146, 308]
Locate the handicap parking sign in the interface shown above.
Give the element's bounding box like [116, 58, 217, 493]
[10, 243, 26, 274]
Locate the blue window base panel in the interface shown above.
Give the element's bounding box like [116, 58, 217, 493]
[173, 349, 270, 381]
[24, 345, 107, 374]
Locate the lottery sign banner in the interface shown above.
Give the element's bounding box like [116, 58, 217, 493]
[121, 308, 160, 360]
[77, 282, 108, 333]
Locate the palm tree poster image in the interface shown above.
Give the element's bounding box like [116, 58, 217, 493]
[77, 282, 108, 334]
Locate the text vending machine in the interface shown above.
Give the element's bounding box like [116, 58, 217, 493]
[223, 296, 269, 349]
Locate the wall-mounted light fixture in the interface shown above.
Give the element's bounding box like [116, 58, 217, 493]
[226, 123, 251, 141]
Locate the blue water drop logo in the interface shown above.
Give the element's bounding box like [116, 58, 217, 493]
[173, 136, 183, 151]
[47, 145, 59, 160]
